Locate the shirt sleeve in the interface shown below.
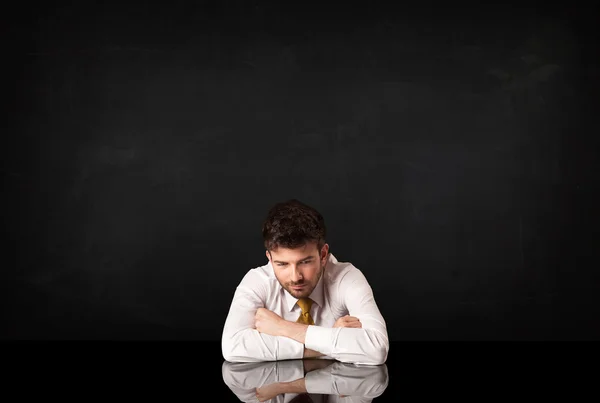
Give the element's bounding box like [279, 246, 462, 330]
[222, 270, 305, 362]
[304, 361, 389, 398]
[303, 268, 389, 365]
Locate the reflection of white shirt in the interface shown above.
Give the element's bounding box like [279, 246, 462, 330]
[221, 253, 389, 365]
[222, 360, 389, 403]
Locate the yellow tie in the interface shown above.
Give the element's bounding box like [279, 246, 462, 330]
[296, 298, 315, 325]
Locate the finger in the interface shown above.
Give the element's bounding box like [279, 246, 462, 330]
[345, 316, 360, 322]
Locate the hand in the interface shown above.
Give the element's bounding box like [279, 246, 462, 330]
[256, 383, 283, 402]
[255, 308, 285, 336]
[333, 315, 362, 328]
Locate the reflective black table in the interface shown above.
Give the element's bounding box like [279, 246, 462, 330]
[222, 358, 389, 403]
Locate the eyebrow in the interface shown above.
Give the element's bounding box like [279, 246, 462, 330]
[273, 256, 315, 264]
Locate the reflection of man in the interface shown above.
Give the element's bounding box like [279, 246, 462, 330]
[221, 199, 389, 365]
[222, 359, 389, 403]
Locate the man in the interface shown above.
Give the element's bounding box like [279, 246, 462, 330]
[221, 199, 389, 365]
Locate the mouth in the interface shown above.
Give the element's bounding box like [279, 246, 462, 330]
[290, 284, 306, 291]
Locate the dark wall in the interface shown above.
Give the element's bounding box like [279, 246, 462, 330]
[4, 2, 599, 340]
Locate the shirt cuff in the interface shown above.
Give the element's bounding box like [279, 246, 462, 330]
[277, 336, 305, 360]
[304, 367, 334, 394]
[304, 325, 337, 356]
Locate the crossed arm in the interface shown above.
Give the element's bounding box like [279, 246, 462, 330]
[221, 269, 389, 365]
[254, 308, 362, 358]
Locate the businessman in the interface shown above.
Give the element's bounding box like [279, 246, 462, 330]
[221, 199, 389, 365]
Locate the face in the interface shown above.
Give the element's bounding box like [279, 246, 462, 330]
[267, 242, 329, 299]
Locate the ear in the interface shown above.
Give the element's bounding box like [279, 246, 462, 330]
[320, 243, 329, 262]
[265, 249, 271, 262]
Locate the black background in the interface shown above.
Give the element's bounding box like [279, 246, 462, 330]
[3, 0, 599, 341]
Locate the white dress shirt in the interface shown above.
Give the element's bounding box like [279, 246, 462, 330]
[221, 253, 389, 365]
[222, 359, 389, 403]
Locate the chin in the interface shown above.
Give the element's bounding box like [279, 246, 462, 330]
[289, 288, 310, 298]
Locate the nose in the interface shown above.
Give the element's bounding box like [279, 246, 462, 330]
[291, 266, 303, 282]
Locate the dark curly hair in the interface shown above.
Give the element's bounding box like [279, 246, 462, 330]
[262, 199, 327, 252]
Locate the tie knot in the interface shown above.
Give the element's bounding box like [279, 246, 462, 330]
[297, 298, 313, 313]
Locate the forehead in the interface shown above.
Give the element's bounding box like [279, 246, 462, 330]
[270, 243, 319, 261]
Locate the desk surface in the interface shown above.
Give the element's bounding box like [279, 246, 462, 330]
[222, 358, 389, 403]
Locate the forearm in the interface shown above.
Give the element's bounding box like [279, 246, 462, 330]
[280, 321, 309, 344]
[303, 347, 325, 358]
[277, 378, 307, 395]
[277, 321, 327, 358]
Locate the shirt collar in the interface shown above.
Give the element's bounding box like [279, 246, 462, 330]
[278, 253, 333, 312]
